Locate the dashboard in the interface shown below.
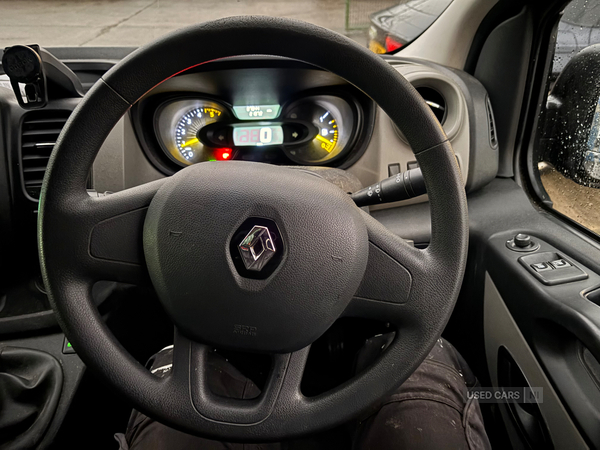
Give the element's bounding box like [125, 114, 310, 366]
[129, 61, 376, 176]
[0, 51, 501, 223]
[0, 49, 498, 288]
[80, 55, 496, 205]
[0, 46, 499, 344]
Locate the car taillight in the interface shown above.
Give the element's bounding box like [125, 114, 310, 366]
[385, 36, 403, 52]
[369, 40, 386, 54]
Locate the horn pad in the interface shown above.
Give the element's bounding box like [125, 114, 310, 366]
[143, 162, 368, 353]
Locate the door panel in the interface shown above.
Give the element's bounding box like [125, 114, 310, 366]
[485, 232, 600, 448]
[484, 274, 587, 449]
[372, 177, 600, 449]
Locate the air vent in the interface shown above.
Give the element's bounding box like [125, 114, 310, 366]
[20, 110, 70, 200]
[416, 86, 447, 124]
[486, 97, 499, 149]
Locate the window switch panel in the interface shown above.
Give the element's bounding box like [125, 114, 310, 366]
[519, 251, 588, 285]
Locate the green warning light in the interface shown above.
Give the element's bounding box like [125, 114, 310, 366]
[63, 338, 76, 354]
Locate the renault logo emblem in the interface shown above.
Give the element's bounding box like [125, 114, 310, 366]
[238, 225, 276, 272]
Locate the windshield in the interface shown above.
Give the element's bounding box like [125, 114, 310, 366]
[0, 0, 449, 53]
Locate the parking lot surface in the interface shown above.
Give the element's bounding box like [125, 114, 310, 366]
[540, 165, 600, 234]
[0, 0, 373, 48]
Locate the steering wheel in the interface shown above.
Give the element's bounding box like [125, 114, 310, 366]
[38, 17, 468, 441]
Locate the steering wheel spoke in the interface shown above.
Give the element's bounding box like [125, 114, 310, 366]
[168, 331, 310, 426]
[46, 179, 166, 286]
[343, 210, 430, 327]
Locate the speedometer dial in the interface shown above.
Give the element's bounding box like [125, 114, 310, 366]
[155, 100, 229, 166]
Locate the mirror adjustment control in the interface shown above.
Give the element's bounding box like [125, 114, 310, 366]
[506, 233, 540, 252]
[514, 233, 531, 248]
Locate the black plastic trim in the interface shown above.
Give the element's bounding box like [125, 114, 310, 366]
[383, 55, 499, 193]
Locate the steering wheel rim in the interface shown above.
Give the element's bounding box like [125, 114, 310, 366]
[38, 16, 468, 441]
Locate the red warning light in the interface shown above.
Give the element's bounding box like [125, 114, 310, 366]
[215, 148, 232, 161]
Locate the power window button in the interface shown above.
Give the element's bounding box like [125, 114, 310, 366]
[531, 262, 552, 272]
[550, 259, 571, 269]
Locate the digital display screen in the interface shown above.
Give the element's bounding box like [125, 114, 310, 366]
[233, 126, 284, 147]
[233, 104, 281, 120]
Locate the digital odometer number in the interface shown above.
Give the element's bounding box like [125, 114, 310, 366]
[233, 126, 284, 146]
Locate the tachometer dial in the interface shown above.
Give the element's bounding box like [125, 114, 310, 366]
[175, 106, 224, 164]
[155, 100, 229, 166]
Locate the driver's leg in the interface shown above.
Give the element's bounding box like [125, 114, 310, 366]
[117, 339, 490, 449]
[352, 337, 491, 450]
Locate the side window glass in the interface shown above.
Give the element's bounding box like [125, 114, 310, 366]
[536, 0, 600, 234]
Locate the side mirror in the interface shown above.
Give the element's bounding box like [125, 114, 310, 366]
[539, 44, 600, 188]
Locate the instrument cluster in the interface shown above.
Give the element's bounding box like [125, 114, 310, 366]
[144, 91, 367, 171]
